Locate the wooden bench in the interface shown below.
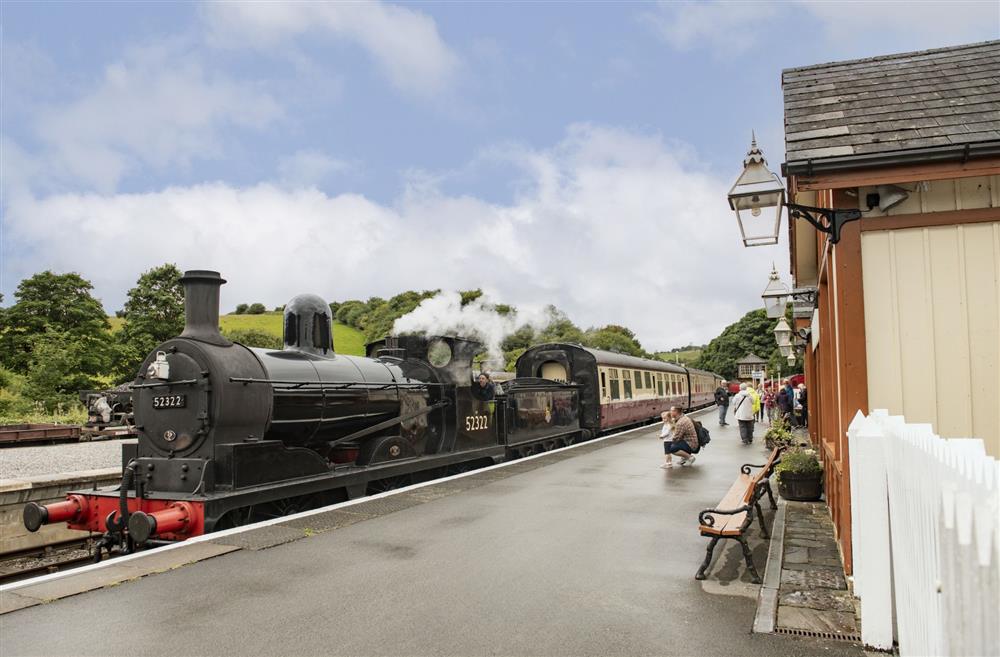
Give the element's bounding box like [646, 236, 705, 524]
[694, 447, 783, 584]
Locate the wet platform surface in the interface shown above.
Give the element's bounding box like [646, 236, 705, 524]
[0, 412, 863, 657]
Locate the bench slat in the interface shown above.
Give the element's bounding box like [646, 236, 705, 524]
[699, 473, 755, 535]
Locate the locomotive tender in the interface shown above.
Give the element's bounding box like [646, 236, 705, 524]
[23, 270, 722, 555]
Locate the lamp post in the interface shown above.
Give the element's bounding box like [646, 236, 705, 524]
[727, 135, 864, 246]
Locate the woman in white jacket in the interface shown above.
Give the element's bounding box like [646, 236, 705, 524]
[730, 383, 755, 445]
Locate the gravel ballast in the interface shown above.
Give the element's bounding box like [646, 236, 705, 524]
[0, 440, 133, 480]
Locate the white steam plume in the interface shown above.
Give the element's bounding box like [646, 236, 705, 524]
[391, 291, 555, 368]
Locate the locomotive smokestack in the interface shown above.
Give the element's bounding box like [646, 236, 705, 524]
[179, 270, 231, 346]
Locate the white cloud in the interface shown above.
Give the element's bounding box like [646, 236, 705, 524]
[801, 1, 1000, 46]
[4, 125, 781, 349]
[28, 41, 281, 192]
[203, 1, 460, 98]
[643, 1, 777, 54]
[647, 0, 999, 55]
[277, 150, 353, 187]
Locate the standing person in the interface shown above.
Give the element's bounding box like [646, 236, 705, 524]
[766, 386, 778, 422]
[748, 384, 761, 431]
[714, 380, 730, 426]
[730, 383, 755, 445]
[777, 382, 793, 426]
[797, 383, 808, 428]
[662, 407, 698, 467]
[783, 379, 798, 427]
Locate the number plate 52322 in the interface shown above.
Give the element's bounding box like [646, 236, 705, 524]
[465, 414, 489, 431]
[152, 394, 186, 409]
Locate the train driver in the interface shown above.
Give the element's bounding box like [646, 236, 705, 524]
[472, 372, 496, 401]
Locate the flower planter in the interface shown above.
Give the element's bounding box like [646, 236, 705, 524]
[777, 470, 823, 501]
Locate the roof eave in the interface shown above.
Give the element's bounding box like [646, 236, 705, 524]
[782, 140, 1000, 178]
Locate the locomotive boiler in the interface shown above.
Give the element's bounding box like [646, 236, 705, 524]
[23, 270, 583, 555]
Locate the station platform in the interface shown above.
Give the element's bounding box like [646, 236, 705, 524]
[0, 410, 863, 657]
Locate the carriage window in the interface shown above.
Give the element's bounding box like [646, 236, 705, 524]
[610, 369, 620, 400]
[644, 372, 652, 389]
[623, 379, 632, 399]
[657, 374, 664, 396]
[600, 371, 607, 398]
[633, 371, 641, 389]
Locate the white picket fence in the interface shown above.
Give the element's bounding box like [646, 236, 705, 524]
[848, 410, 1000, 656]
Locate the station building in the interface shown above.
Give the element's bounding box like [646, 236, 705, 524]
[780, 40, 1000, 572]
[735, 353, 767, 381]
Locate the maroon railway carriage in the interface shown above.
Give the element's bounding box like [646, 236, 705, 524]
[515, 344, 723, 433]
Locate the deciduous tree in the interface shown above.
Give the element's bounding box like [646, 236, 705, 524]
[114, 264, 185, 380]
[0, 271, 111, 373]
[694, 309, 781, 380]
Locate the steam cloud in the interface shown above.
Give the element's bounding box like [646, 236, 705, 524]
[391, 291, 557, 368]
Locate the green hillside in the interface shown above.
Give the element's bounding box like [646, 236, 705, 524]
[108, 314, 366, 356]
[654, 348, 703, 367]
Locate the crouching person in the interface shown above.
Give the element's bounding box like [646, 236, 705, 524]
[661, 406, 699, 468]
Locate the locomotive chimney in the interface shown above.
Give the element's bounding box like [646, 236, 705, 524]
[179, 270, 231, 346]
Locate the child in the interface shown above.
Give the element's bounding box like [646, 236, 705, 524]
[660, 411, 676, 469]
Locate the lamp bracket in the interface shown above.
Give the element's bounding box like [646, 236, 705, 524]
[790, 287, 817, 305]
[786, 203, 862, 245]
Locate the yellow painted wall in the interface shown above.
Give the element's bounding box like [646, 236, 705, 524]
[859, 175, 998, 217]
[861, 221, 1000, 456]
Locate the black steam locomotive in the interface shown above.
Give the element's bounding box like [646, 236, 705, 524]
[24, 270, 721, 556]
[23, 271, 583, 553]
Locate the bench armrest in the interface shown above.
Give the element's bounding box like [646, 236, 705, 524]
[740, 463, 767, 475]
[699, 505, 750, 527]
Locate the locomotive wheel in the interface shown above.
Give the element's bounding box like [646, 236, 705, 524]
[366, 475, 412, 495]
[215, 507, 252, 531]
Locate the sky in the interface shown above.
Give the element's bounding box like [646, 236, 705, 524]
[2, 1, 998, 351]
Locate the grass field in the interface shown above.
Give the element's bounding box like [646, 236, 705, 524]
[655, 348, 702, 366]
[107, 314, 367, 356]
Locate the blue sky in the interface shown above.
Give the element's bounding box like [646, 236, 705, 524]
[2, 1, 997, 349]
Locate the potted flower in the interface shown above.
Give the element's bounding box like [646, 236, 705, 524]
[774, 446, 823, 501]
[764, 416, 795, 451]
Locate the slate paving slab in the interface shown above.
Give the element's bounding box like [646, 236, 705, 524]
[784, 537, 830, 549]
[781, 565, 847, 589]
[784, 546, 809, 564]
[780, 588, 855, 613]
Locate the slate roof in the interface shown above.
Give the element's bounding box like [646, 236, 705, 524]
[783, 40, 1000, 163]
[736, 354, 767, 364]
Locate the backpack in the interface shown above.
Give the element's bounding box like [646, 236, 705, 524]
[694, 420, 711, 449]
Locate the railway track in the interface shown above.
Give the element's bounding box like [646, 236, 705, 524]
[0, 539, 96, 585]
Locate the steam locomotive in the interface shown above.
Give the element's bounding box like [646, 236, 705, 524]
[23, 270, 721, 556]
